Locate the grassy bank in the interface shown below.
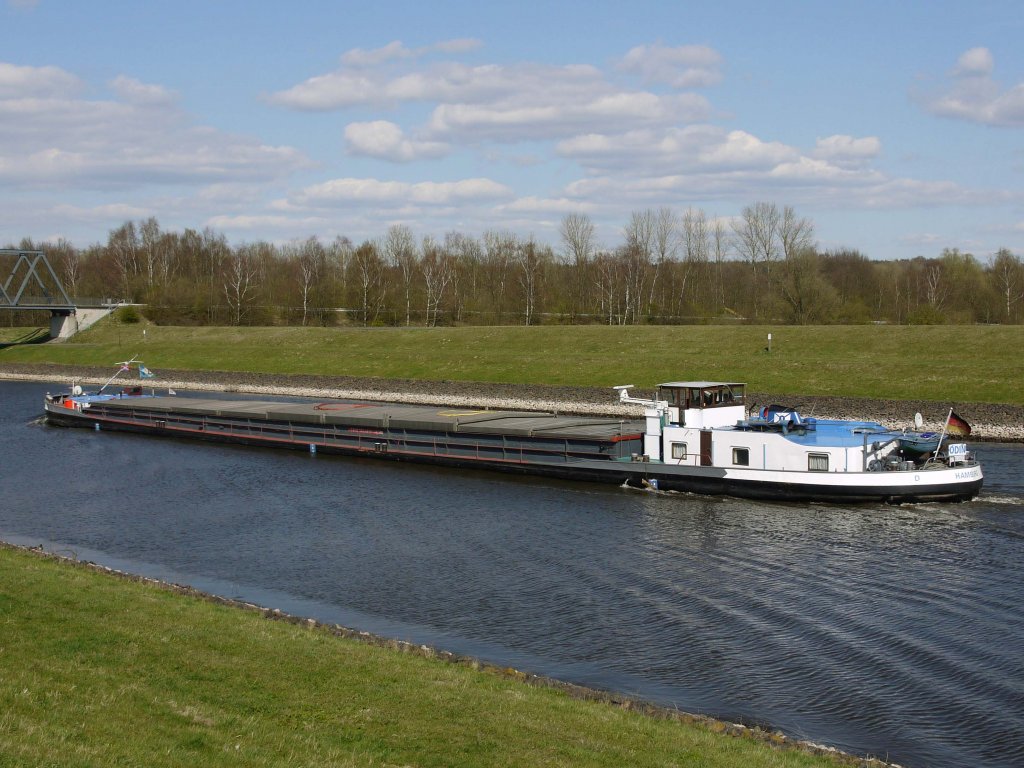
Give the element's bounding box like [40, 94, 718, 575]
[0, 545, 854, 768]
[0, 326, 48, 344]
[1, 321, 1021, 403]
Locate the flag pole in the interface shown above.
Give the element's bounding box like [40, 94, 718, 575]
[97, 355, 137, 394]
[933, 407, 953, 463]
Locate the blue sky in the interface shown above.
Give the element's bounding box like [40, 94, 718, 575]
[2, 0, 1022, 261]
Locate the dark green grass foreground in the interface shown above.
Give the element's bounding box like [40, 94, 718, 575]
[0, 546, 854, 768]
[2, 321, 1022, 403]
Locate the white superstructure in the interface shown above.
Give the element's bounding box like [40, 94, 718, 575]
[614, 381, 981, 502]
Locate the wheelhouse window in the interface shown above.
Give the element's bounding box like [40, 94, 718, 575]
[671, 442, 687, 459]
[658, 383, 745, 411]
[808, 453, 829, 472]
[732, 447, 749, 466]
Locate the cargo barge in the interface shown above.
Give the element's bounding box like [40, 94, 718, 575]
[43, 372, 983, 504]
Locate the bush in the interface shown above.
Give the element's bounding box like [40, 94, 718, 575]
[906, 304, 946, 325]
[115, 305, 141, 324]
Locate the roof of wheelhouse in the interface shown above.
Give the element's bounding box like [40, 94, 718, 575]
[657, 381, 745, 389]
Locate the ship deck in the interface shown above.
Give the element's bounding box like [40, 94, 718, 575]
[95, 396, 644, 442]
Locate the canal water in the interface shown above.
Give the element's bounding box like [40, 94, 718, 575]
[1, 380, 1022, 768]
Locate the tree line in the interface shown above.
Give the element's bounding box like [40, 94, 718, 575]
[7, 203, 1024, 326]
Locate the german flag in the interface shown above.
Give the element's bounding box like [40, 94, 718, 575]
[947, 410, 972, 437]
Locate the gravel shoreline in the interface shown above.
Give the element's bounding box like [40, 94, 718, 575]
[3, 362, 1022, 442]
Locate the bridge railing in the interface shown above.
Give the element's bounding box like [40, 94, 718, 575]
[70, 298, 127, 308]
[1, 294, 71, 308]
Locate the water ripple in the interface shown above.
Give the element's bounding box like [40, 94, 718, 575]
[2, 381, 1023, 768]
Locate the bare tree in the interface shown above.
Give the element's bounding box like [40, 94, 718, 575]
[291, 236, 325, 325]
[622, 210, 655, 323]
[326, 235, 353, 310]
[176, 228, 202, 280]
[223, 245, 260, 325]
[592, 250, 621, 324]
[383, 224, 418, 326]
[202, 227, 229, 322]
[139, 217, 162, 290]
[53, 238, 81, 299]
[732, 202, 784, 318]
[924, 264, 947, 310]
[351, 241, 386, 326]
[991, 248, 1024, 322]
[648, 207, 678, 312]
[420, 235, 453, 327]
[482, 230, 517, 323]
[777, 248, 837, 323]
[711, 217, 730, 313]
[517, 237, 550, 325]
[679, 208, 709, 313]
[444, 231, 481, 323]
[559, 212, 595, 321]
[779, 205, 815, 260]
[107, 221, 140, 301]
[733, 202, 781, 275]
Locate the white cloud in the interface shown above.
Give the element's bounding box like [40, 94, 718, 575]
[853, 178, 972, 208]
[268, 49, 711, 141]
[617, 43, 723, 88]
[52, 202, 153, 221]
[0, 62, 310, 188]
[264, 71, 379, 110]
[344, 120, 448, 162]
[196, 182, 271, 205]
[925, 47, 1024, 127]
[291, 177, 513, 208]
[558, 169, 979, 213]
[341, 41, 414, 68]
[340, 38, 482, 68]
[953, 47, 994, 77]
[268, 60, 607, 111]
[768, 156, 880, 184]
[109, 75, 176, 106]
[426, 92, 709, 142]
[205, 213, 327, 231]
[0, 61, 80, 98]
[898, 231, 945, 247]
[433, 38, 482, 55]
[551, 122, 976, 215]
[557, 125, 795, 173]
[698, 130, 796, 169]
[498, 196, 599, 215]
[812, 135, 881, 165]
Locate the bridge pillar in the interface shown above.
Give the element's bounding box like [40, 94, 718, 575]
[50, 309, 78, 340]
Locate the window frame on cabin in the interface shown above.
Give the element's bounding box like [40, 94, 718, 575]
[808, 453, 829, 472]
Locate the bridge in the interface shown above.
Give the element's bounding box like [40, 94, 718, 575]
[1, 248, 117, 339]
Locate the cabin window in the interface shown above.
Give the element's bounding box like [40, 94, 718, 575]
[671, 442, 687, 459]
[808, 453, 829, 472]
[732, 447, 749, 466]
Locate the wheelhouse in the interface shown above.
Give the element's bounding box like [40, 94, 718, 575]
[657, 381, 746, 411]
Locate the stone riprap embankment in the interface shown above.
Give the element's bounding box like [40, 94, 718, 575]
[4, 363, 1022, 442]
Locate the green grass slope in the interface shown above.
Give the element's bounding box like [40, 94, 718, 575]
[2, 321, 1020, 403]
[0, 545, 852, 768]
